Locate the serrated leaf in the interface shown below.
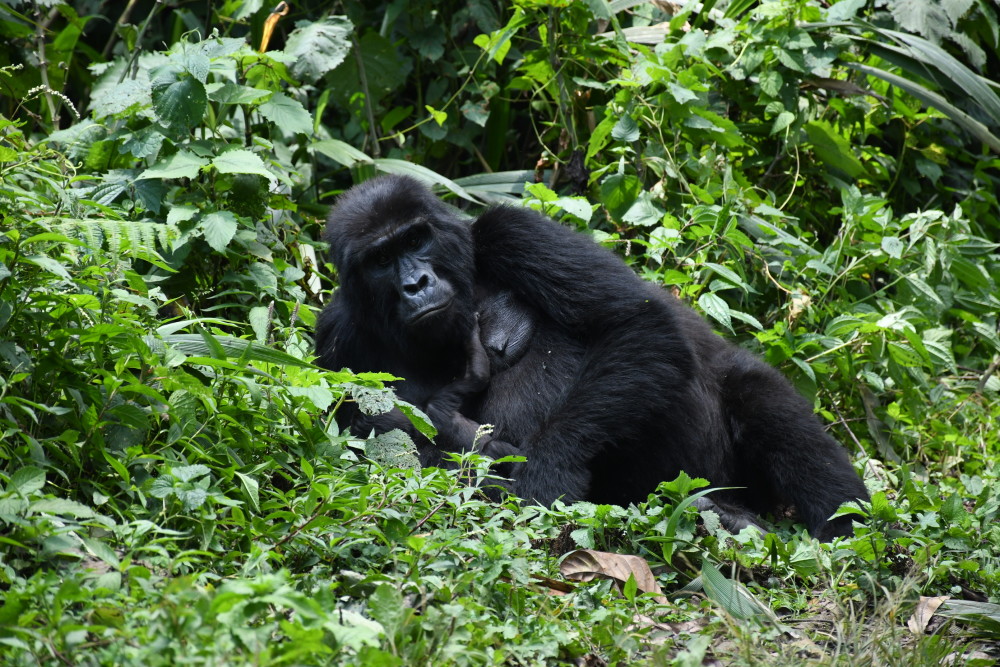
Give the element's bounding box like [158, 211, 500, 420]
[396, 403, 436, 438]
[90, 77, 151, 119]
[881, 235, 904, 259]
[258, 92, 313, 135]
[212, 149, 276, 185]
[10, 466, 45, 495]
[177, 487, 208, 511]
[286, 16, 353, 83]
[200, 211, 239, 252]
[208, 82, 271, 105]
[149, 477, 175, 499]
[249, 305, 270, 343]
[366, 429, 420, 469]
[152, 77, 207, 132]
[352, 385, 395, 416]
[887, 342, 923, 367]
[172, 464, 210, 483]
[137, 151, 209, 181]
[287, 386, 335, 411]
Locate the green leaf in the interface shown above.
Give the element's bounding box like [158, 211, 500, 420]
[200, 211, 239, 252]
[622, 191, 664, 227]
[474, 9, 530, 64]
[759, 70, 783, 97]
[172, 464, 210, 483]
[212, 149, 276, 186]
[287, 386, 335, 411]
[667, 82, 698, 104]
[207, 82, 271, 105]
[30, 498, 96, 518]
[137, 151, 209, 181]
[881, 236, 904, 259]
[612, 115, 640, 142]
[312, 139, 372, 166]
[234, 472, 261, 513]
[373, 159, 480, 203]
[887, 342, 923, 367]
[152, 77, 208, 132]
[771, 110, 795, 135]
[258, 92, 313, 135]
[698, 293, 733, 332]
[396, 403, 437, 438]
[162, 333, 316, 368]
[81, 537, 121, 568]
[285, 15, 353, 83]
[599, 173, 642, 222]
[10, 466, 45, 495]
[803, 121, 865, 178]
[701, 560, 771, 620]
[848, 62, 1000, 153]
[425, 105, 447, 126]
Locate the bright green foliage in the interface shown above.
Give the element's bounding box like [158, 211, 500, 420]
[2, 0, 1000, 663]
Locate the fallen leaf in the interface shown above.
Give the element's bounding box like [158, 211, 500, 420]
[560, 549, 667, 604]
[908, 595, 950, 635]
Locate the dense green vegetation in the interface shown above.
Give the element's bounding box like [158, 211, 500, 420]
[2, 0, 1000, 663]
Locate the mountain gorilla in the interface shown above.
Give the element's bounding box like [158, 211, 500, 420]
[316, 175, 869, 540]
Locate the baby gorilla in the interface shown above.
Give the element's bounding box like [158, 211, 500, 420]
[422, 291, 534, 459]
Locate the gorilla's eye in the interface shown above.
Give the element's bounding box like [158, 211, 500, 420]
[403, 226, 427, 249]
[374, 250, 392, 267]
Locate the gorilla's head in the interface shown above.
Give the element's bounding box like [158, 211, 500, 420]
[325, 175, 476, 348]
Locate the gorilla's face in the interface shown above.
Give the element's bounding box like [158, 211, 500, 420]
[325, 175, 476, 349]
[363, 219, 458, 331]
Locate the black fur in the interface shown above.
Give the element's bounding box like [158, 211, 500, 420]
[317, 175, 869, 540]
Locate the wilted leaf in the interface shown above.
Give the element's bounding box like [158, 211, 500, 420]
[908, 595, 950, 634]
[366, 429, 420, 469]
[560, 549, 667, 604]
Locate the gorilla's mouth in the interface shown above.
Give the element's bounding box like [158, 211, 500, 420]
[409, 298, 453, 324]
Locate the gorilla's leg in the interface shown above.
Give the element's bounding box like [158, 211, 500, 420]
[722, 352, 869, 540]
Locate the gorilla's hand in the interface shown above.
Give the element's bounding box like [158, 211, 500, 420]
[463, 315, 491, 392]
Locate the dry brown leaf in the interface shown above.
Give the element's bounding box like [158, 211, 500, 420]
[560, 549, 668, 604]
[908, 595, 950, 634]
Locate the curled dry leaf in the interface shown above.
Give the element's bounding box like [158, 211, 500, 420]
[907, 595, 950, 635]
[560, 549, 667, 605]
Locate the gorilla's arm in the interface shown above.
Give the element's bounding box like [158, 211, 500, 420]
[317, 298, 500, 460]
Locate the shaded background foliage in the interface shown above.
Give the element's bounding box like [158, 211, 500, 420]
[2, 0, 1000, 664]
